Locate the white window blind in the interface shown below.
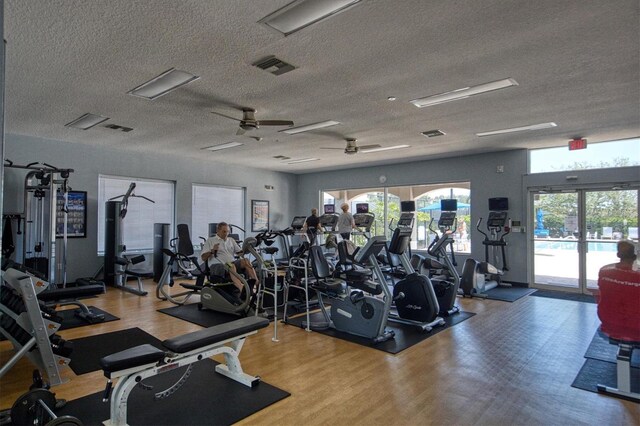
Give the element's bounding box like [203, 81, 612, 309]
[192, 185, 245, 242]
[98, 175, 175, 254]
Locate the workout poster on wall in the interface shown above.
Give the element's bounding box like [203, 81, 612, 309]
[56, 191, 87, 238]
[251, 200, 269, 232]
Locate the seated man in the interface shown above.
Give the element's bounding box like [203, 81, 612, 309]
[594, 240, 640, 342]
[201, 222, 258, 295]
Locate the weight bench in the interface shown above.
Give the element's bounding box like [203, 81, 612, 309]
[597, 337, 640, 402]
[38, 283, 106, 323]
[100, 316, 269, 426]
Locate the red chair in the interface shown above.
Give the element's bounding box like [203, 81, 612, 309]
[595, 263, 640, 401]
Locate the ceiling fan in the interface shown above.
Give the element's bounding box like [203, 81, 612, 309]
[211, 107, 293, 135]
[321, 138, 381, 155]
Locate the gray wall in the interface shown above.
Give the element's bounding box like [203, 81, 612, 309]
[297, 150, 530, 283]
[4, 133, 297, 282]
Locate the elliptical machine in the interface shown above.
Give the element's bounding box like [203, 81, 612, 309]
[460, 199, 511, 298]
[425, 212, 460, 316]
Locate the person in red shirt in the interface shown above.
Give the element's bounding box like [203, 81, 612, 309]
[595, 240, 640, 342]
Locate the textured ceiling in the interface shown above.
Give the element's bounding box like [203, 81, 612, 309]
[4, 0, 639, 173]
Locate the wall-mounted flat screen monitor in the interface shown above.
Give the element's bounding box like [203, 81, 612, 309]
[324, 204, 335, 214]
[400, 200, 416, 212]
[356, 203, 369, 214]
[440, 199, 457, 212]
[489, 197, 509, 211]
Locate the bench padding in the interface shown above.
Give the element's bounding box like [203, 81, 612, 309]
[38, 284, 105, 302]
[100, 344, 165, 373]
[163, 316, 269, 353]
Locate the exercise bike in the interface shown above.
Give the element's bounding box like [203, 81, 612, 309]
[387, 226, 445, 331]
[305, 236, 395, 343]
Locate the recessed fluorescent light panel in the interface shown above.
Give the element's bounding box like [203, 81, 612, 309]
[476, 122, 558, 137]
[259, 0, 361, 36]
[410, 78, 518, 108]
[281, 120, 340, 134]
[203, 142, 244, 151]
[287, 157, 319, 164]
[64, 113, 109, 130]
[128, 68, 200, 100]
[361, 145, 411, 153]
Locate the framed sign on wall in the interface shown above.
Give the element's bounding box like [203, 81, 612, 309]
[56, 190, 87, 238]
[251, 200, 269, 232]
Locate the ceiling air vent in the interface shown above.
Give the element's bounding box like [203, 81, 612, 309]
[253, 56, 296, 76]
[105, 124, 134, 132]
[422, 129, 446, 138]
[273, 155, 291, 160]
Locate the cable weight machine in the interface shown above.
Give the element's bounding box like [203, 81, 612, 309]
[104, 183, 154, 295]
[3, 160, 73, 286]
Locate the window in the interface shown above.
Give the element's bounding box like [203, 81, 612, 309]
[529, 138, 640, 174]
[192, 185, 245, 243]
[98, 175, 175, 254]
[415, 187, 471, 253]
[322, 182, 471, 253]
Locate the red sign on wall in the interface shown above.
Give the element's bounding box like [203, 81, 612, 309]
[568, 138, 587, 150]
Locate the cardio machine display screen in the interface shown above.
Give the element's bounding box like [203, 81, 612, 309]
[291, 216, 307, 229]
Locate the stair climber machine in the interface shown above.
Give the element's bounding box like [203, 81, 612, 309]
[387, 222, 446, 332]
[460, 198, 511, 298]
[304, 236, 395, 343]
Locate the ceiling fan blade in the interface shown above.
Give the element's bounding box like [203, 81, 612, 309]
[236, 127, 246, 135]
[211, 111, 242, 122]
[256, 120, 294, 127]
[360, 144, 382, 150]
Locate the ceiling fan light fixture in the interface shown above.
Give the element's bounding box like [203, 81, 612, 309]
[127, 68, 200, 100]
[281, 120, 340, 134]
[64, 113, 109, 130]
[410, 78, 518, 108]
[259, 0, 361, 36]
[202, 142, 244, 151]
[361, 145, 410, 153]
[287, 157, 319, 164]
[476, 122, 558, 137]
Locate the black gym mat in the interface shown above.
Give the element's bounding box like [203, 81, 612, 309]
[571, 358, 640, 401]
[482, 286, 537, 302]
[285, 310, 475, 354]
[158, 302, 299, 328]
[158, 303, 243, 328]
[69, 328, 163, 375]
[57, 306, 120, 330]
[529, 289, 596, 304]
[584, 329, 640, 366]
[57, 359, 290, 425]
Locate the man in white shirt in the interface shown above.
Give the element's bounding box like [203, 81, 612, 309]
[201, 222, 258, 293]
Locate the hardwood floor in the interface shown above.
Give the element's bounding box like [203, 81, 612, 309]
[1, 280, 637, 425]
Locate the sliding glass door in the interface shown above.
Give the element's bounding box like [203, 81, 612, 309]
[531, 188, 638, 293]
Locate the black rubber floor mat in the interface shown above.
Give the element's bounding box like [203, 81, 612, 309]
[530, 289, 596, 304]
[69, 327, 163, 375]
[571, 358, 639, 403]
[57, 359, 290, 425]
[57, 306, 119, 330]
[285, 310, 475, 354]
